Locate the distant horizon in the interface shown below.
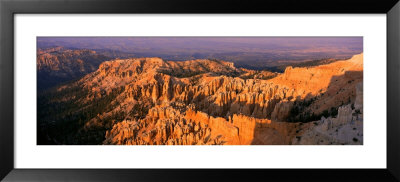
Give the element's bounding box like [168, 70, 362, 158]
[37, 37, 363, 64]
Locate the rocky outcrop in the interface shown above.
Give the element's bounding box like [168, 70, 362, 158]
[103, 106, 304, 145]
[292, 82, 364, 145]
[42, 52, 364, 145]
[37, 47, 111, 89]
[103, 107, 230, 145]
[271, 100, 294, 122]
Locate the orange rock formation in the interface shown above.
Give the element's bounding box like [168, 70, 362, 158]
[56, 53, 363, 145]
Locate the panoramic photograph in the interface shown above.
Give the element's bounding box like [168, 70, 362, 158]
[37, 37, 363, 145]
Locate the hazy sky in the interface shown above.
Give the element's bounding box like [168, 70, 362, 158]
[37, 37, 363, 64]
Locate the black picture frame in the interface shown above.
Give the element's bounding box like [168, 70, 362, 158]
[1, 0, 399, 181]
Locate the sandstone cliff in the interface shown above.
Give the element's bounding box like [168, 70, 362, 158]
[40, 53, 363, 145]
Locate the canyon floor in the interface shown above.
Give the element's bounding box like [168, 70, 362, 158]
[37, 53, 363, 145]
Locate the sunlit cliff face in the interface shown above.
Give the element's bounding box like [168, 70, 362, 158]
[38, 53, 363, 145]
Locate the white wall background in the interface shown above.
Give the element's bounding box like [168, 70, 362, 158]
[14, 14, 386, 168]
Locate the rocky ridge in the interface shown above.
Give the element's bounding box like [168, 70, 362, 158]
[43, 53, 363, 145]
[37, 47, 111, 89]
